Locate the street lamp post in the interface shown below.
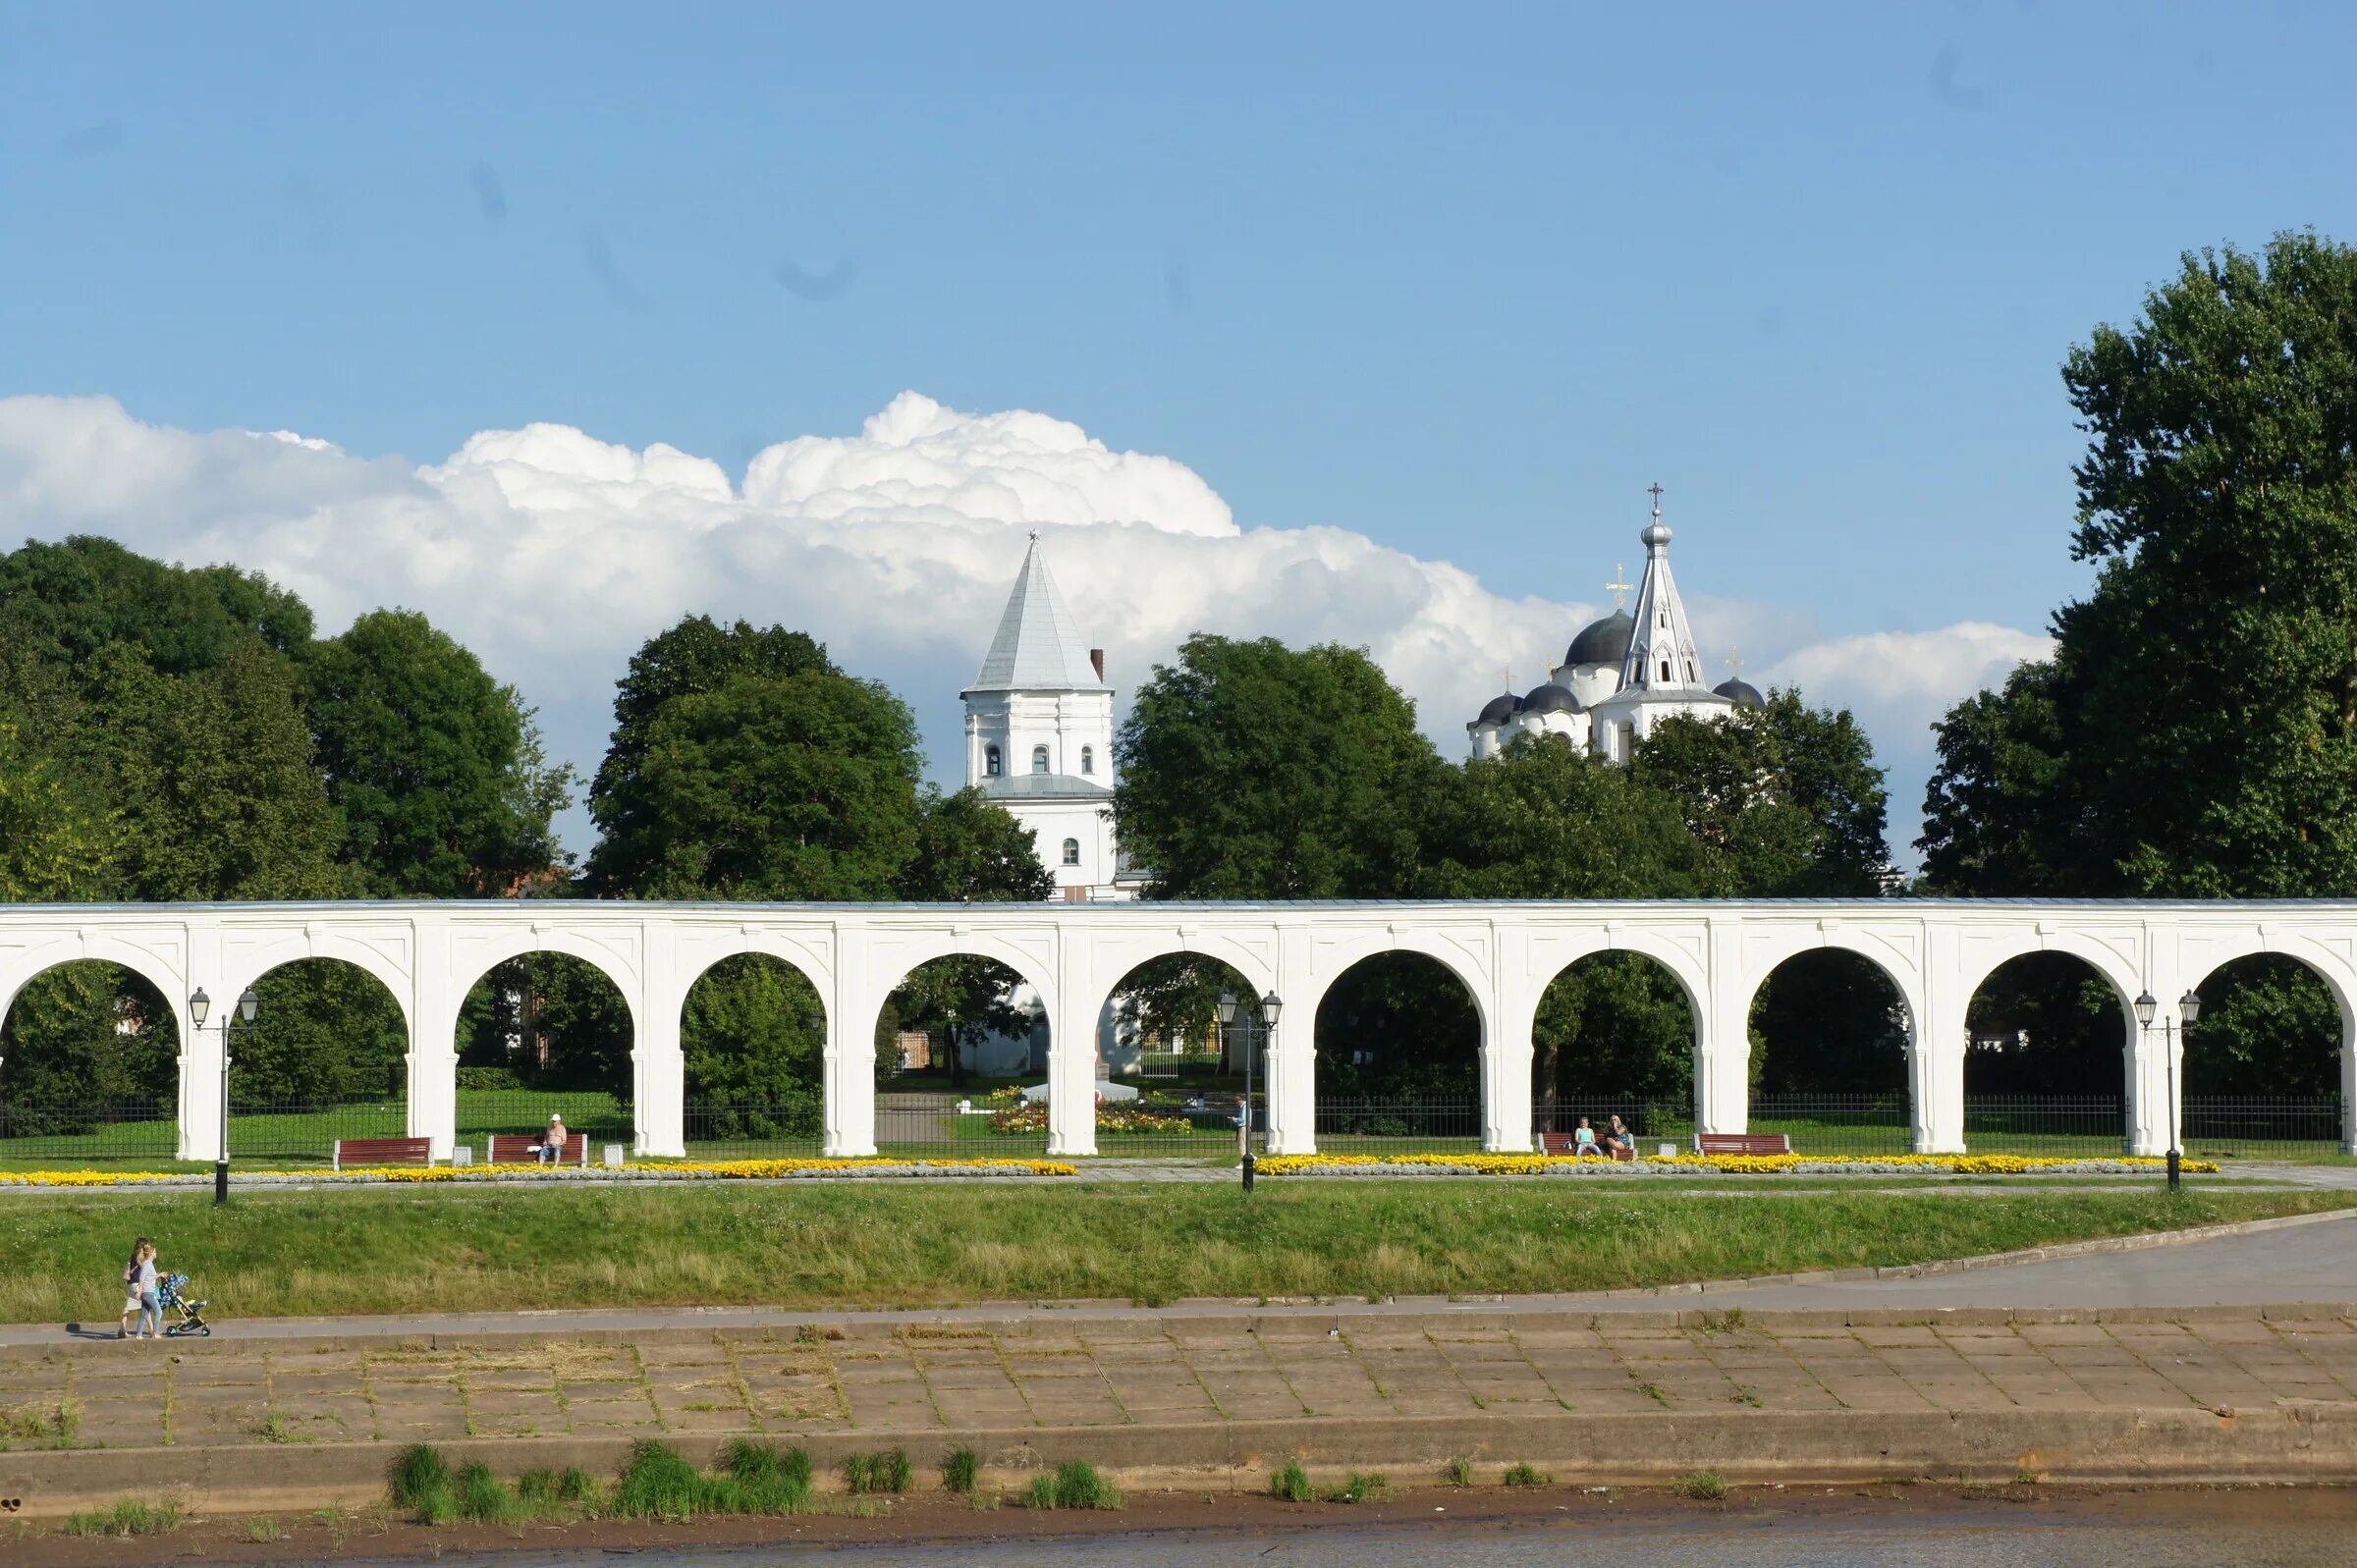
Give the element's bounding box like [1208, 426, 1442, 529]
[191, 986, 260, 1207]
[1217, 990, 1283, 1192]
[2132, 988, 2201, 1191]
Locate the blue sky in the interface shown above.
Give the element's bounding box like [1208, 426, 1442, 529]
[2, 3, 2352, 857]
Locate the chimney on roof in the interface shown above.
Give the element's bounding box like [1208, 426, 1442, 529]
[1089, 648, 1105, 681]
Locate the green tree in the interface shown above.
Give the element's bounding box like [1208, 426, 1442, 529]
[1633, 691, 1893, 896]
[1922, 233, 2357, 1090]
[307, 609, 572, 896]
[232, 960, 409, 1106]
[0, 722, 113, 900]
[1114, 634, 1445, 899]
[682, 955, 825, 1134]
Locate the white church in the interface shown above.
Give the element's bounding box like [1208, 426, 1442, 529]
[960, 531, 1139, 903]
[1466, 487, 1760, 759]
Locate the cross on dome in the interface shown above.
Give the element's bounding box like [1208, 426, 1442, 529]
[1605, 565, 1633, 610]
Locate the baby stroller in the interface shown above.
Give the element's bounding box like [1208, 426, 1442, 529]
[156, 1272, 211, 1338]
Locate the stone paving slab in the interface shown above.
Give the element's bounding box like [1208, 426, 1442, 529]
[5, 1307, 2356, 1454]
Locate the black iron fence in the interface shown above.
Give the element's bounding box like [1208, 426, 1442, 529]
[2181, 1097, 2344, 1161]
[0, 1102, 181, 1165]
[683, 1103, 823, 1160]
[1535, 1097, 1697, 1157]
[1316, 1098, 1482, 1155]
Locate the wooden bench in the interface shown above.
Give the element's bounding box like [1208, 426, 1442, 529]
[487, 1133, 591, 1167]
[1696, 1132, 1792, 1156]
[1538, 1131, 1634, 1162]
[331, 1136, 433, 1171]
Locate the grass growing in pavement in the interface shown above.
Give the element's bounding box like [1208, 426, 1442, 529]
[62, 1499, 181, 1538]
[2, 1182, 2349, 1322]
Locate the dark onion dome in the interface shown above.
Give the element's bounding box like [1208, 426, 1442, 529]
[1475, 691, 1520, 726]
[1713, 677, 1765, 709]
[1564, 609, 1634, 668]
[1522, 682, 1582, 715]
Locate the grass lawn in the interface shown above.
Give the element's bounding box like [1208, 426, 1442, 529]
[3, 1181, 2348, 1323]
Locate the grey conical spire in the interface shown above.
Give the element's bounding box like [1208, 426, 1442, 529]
[965, 532, 1106, 693]
[1618, 486, 1708, 694]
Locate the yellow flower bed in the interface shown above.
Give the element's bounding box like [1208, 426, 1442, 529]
[1255, 1151, 2221, 1176]
[0, 1156, 1078, 1188]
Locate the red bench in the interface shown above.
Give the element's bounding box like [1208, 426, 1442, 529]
[1538, 1131, 1635, 1162]
[487, 1133, 591, 1167]
[1696, 1133, 1793, 1156]
[332, 1136, 433, 1171]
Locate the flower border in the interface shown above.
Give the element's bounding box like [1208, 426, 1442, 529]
[0, 1156, 1078, 1188]
[1253, 1151, 2224, 1176]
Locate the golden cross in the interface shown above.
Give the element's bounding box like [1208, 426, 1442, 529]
[1605, 565, 1633, 611]
[1727, 646, 1743, 677]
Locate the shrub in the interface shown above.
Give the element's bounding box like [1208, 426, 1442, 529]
[1028, 1460, 1121, 1510]
[614, 1439, 712, 1522]
[1672, 1469, 1728, 1501]
[388, 1444, 452, 1511]
[454, 1461, 515, 1523]
[64, 1499, 180, 1538]
[1270, 1462, 1314, 1503]
[723, 1440, 814, 1513]
[1502, 1464, 1548, 1487]
[943, 1448, 980, 1494]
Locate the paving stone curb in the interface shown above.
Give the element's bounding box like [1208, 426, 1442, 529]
[7, 1405, 2357, 1519]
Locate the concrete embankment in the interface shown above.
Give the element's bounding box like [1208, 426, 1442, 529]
[6, 1303, 2357, 1518]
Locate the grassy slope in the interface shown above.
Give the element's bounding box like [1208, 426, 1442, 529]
[5, 1182, 2349, 1324]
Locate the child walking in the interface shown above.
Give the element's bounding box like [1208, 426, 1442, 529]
[116, 1236, 151, 1340]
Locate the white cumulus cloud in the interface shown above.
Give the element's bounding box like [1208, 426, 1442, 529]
[0, 390, 2046, 863]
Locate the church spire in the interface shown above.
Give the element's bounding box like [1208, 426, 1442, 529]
[1618, 484, 1708, 694]
[964, 532, 1105, 693]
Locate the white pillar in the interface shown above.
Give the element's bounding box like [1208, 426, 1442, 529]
[1909, 971, 1965, 1154]
[1694, 955, 1751, 1138]
[176, 1004, 223, 1163]
[1481, 987, 1534, 1154]
[824, 926, 877, 1157]
[2124, 991, 2175, 1158]
[1264, 924, 1317, 1156]
[1045, 960, 1096, 1159]
[176, 921, 222, 1162]
[2342, 1001, 2357, 1156]
[407, 1033, 458, 1163]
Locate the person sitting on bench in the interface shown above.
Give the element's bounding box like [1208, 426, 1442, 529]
[1570, 1116, 1604, 1157]
[531, 1112, 568, 1165]
[1603, 1115, 1636, 1161]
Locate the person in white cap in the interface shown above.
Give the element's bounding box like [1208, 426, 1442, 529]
[535, 1111, 568, 1165]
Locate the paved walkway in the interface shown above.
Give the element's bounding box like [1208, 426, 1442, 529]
[8, 1303, 2357, 1455]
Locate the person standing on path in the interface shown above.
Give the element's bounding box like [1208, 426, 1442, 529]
[115, 1236, 151, 1339]
[130, 1241, 161, 1339]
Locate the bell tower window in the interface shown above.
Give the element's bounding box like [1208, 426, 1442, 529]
[1080, 745, 1094, 775]
[984, 744, 1002, 778]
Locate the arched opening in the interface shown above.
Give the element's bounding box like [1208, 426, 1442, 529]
[985, 744, 1002, 778]
[1531, 950, 1695, 1154]
[455, 953, 635, 1159]
[1093, 952, 1263, 1157]
[1315, 950, 1481, 1153]
[1080, 745, 1094, 775]
[1030, 745, 1050, 774]
[228, 957, 410, 1165]
[1746, 948, 1911, 1155]
[2181, 953, 2345, 1160]
[872, 955, 1047, 1156]
[0, 962, 181, 1168]
[1060, 838, 1080, 867]
[681, 953, 827, 1159]
[1961, 951, 2132, 1155]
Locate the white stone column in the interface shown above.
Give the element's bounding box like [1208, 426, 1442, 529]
[177, 919, 223, 1162]
[2342, 1001, 2357, 1156]
[1481, 970, 1535, 1154]
[1045, 935, 1096, 1158]
[2123, 988, 2176, 1158]
[1264, 922, 1318, 1156]
[1694, 929, 1751, 1137]
[632, 922, 686, 1159]
[824, 924, 877, 1158]
[1907, 951, 1964, 1154]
